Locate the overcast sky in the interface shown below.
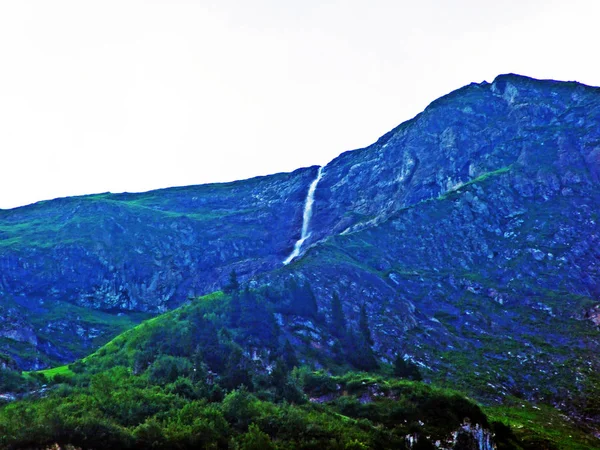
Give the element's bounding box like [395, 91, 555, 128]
[1, 0, 599, 209]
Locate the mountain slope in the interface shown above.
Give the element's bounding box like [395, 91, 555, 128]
[1, 74, 600, 442]
[262, 162, 600, 416]
[4, 290, 595, 449]
[0, 168, 318, 368]
[309, 74, 600, 243]
[258, 74, 600, 424]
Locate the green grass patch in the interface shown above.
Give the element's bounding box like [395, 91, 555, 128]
[486, 402, 600, 450]
[32, 365, 74, 381]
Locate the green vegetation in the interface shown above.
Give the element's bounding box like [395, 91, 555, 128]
[3, 287, 594, 449]
[0, 293, 467, 449]
[486, 401, 600, 450]
[2, 75, 600, 448]
[1, 365, 488, 449]
[34, 365, 74, 381]
[1, 357, 507, 450]
[443, 165, 513, 199]
[0, 369, 39, 395]
[0, 168, 296, 251]
[393, 355, 422, 381]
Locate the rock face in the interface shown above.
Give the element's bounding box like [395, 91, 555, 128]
[258, 74, 600, 417]
[309, 74, 600, 246]
[406, 422, 495, 450]
[0, 167, 317, 312]
[1, 74, 599, 423]
[0, 167, 318, 367]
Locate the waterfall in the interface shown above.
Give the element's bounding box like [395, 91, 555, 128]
[283, 166, 323, 265]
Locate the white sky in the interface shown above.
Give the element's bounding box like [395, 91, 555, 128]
[1, 0, 599, 209]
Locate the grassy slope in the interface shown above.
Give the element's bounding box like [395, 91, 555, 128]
[0, 291, 501, 449]
[0, 170, 298, 250]
[0, 169, 310, 368]
[8, 291, 596, 449]
[486, 402, 599, 450]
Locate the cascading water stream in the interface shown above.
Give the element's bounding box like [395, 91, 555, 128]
[283, 166, 323, 265]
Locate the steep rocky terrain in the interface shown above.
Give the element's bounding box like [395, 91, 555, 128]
[0, 167, 317, 310]
[310, 74, 600, 242]
[0, 168, 316, 367]
[1, 74, 600, 441]
[258, 74, 600, 413]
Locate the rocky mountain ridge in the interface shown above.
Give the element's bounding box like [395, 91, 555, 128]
[0, 75, 599, 432]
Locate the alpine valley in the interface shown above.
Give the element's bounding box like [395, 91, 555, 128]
[1, 74, 600, 449]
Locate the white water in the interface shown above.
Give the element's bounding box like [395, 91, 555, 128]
[283, 166, 324, 265]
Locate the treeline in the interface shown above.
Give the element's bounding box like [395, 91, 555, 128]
[76, 279, 393, 391]
[0, 363, 518, 450]
[227, 271, 418, 375]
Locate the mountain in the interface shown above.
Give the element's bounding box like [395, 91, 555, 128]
[267, 74, 600, 407]
[0, 168, 316, 368]
[1, 73, 600, 448]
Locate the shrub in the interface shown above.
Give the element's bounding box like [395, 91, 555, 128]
[148, 355, 193, 384]
[237, 423, 276, 450]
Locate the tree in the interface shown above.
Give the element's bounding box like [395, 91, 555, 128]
[238, 423, 275, 450]
[222, 386, 259, 429]
[344, 328, 378, 371]
[359, 303, 374, 346]
[330, 292, 346, 338]
[132, 349, 153, 375]
[0, 368, 31, 393]
[283, 278, 318, 318]
[222, 346, 254, 391]
[237, 287, 278, 347]
[393, 354, 422, 381]
[300, 281, 318, 318]
[282, 339, 299, 370]
[230, 292, 242, 327]
[331, 339, 345, 364]
[270, 358, 305, 404]
[224, 269, 240, 293]
[148, 355, 193, 384]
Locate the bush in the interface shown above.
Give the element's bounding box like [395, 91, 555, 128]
[0, 368, 31, 393]
[237, 423, 276, 450]
[148, 355, 193, 384]
[222, 386, 260, 431]
[296, 368, 339, 396]
[393, 355, 422, 381]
